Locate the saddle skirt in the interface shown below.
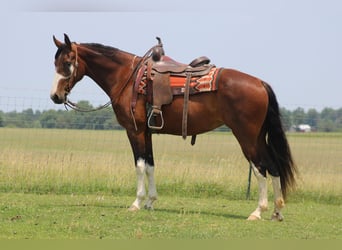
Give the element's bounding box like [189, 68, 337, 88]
[137, 66, 221, 96]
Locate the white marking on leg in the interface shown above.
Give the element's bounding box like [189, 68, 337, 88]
[248, 162, 268, 220]
[145, 164, 157, 209]
[130, 158, 146, 211]
[271, 176, 285, 221]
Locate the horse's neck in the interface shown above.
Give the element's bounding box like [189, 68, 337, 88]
[80, 47, 134, 97]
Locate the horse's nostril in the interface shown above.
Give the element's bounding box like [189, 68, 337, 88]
[50, 94, 57, 102]
[51, 94, 63, 104]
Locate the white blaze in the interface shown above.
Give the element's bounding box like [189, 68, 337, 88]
[50, 65, 74, 97]
[50, 72, 65, 97]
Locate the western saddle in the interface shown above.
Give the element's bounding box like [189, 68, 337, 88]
[132, 37, 214, 145]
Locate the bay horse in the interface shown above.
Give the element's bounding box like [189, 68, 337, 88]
[50, 34, 296, 221]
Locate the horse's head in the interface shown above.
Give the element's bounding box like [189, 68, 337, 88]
[50, 34, 83, 104]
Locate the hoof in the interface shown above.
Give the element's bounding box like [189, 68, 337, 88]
[271, 212, 284, 221]
[144, 197, 157, 210]
[144, 204, 154, 210]
[128, 205, 140, 212]
[247, 214, 261, 221]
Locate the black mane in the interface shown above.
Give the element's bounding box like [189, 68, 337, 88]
[54, 42, 133, 64]
[81, 43, 121, 59]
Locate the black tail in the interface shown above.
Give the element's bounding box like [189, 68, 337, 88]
[262, 82, 297, 199]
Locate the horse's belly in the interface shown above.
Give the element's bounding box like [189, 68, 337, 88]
[157, 94, 224, 135]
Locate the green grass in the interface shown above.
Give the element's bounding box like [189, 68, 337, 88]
[0, 193, 341, 239]
[0, 128, 341, 239]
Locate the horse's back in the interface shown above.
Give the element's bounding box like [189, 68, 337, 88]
[218, 68, 266, 90]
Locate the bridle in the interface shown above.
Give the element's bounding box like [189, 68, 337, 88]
[62, 42, 138, 112]
[62, 40, 163, 113]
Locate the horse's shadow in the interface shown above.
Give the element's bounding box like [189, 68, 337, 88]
[66, 199, 247, 220]
[153, 207, 247, 220]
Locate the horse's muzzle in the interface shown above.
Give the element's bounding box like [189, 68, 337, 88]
[50, 93, 65, 104]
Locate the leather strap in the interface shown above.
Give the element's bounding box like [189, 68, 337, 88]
[131, 64, 147, 113]
[191, 135, 197, 146]
[182, 73, 192, 139]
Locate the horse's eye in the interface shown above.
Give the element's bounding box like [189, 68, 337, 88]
[63, 62, 73, 73]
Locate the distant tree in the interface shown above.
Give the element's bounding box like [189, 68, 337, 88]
[336, 108, 342, 131]
[3, 100, 341, 132]
[39, 110, 59, 128]
[318, 119, 336, 132]
[37, 101, 118, 130]
[3, 111, 21, 127]
[21, 108, 35, 127]
[306, 108, 319, 129]
[280, 107, 292, 131]
[320, 107, 336, 121]
[0, 112, 3, 127]
[292, 107, 306, 125]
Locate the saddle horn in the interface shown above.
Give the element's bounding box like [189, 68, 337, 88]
[152, 37, 165, 62]
[156, 37, 162, 45]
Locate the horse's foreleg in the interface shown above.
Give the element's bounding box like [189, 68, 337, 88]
[129, 158, 147, 211]
[144, 132, 157, 210]
[271, 176, 285, 221]
[247, 162, 268, 220]
[129, 159, 157, 211]
[145, 165, 157, 209]
[128, 131, 157, 211]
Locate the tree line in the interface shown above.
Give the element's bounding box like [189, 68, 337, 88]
[0, 101, 341, 132]
[0, 101, 121, 130]
[280, 107, 342, 132]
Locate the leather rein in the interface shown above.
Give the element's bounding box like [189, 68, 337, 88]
[64, 42, 162, 113]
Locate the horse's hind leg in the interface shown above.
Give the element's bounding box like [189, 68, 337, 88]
[270, 176, 285, 221]
[258, 139, 285, 221]
[232, 135, 269, 220]
[247, 161, 268, 220]
[231, 127, 269, 220]
[245, 140, 285, 221]
[247, 164, 285, 221]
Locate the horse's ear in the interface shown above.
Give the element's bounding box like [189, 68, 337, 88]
[64, 33, 72, 50]
[53, 35, 63, 48]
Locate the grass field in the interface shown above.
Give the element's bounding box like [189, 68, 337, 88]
[0, 128, 341, 239]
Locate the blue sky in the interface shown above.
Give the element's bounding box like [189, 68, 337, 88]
[1, 0, 341, 111]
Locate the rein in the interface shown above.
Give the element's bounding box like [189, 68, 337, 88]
[64, 99, 112, 112]
[64, 41, 163, 113]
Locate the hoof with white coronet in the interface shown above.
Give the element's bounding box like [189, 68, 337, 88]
[128, 205, 140, 212]
[247, 214, 261, 221]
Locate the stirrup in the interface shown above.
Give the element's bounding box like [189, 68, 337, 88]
[148, 111, 164, 130]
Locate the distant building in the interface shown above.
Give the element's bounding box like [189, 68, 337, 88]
[297, 124, 311, 132]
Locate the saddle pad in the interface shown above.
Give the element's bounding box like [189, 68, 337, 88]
[138, 67, 221, 95]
